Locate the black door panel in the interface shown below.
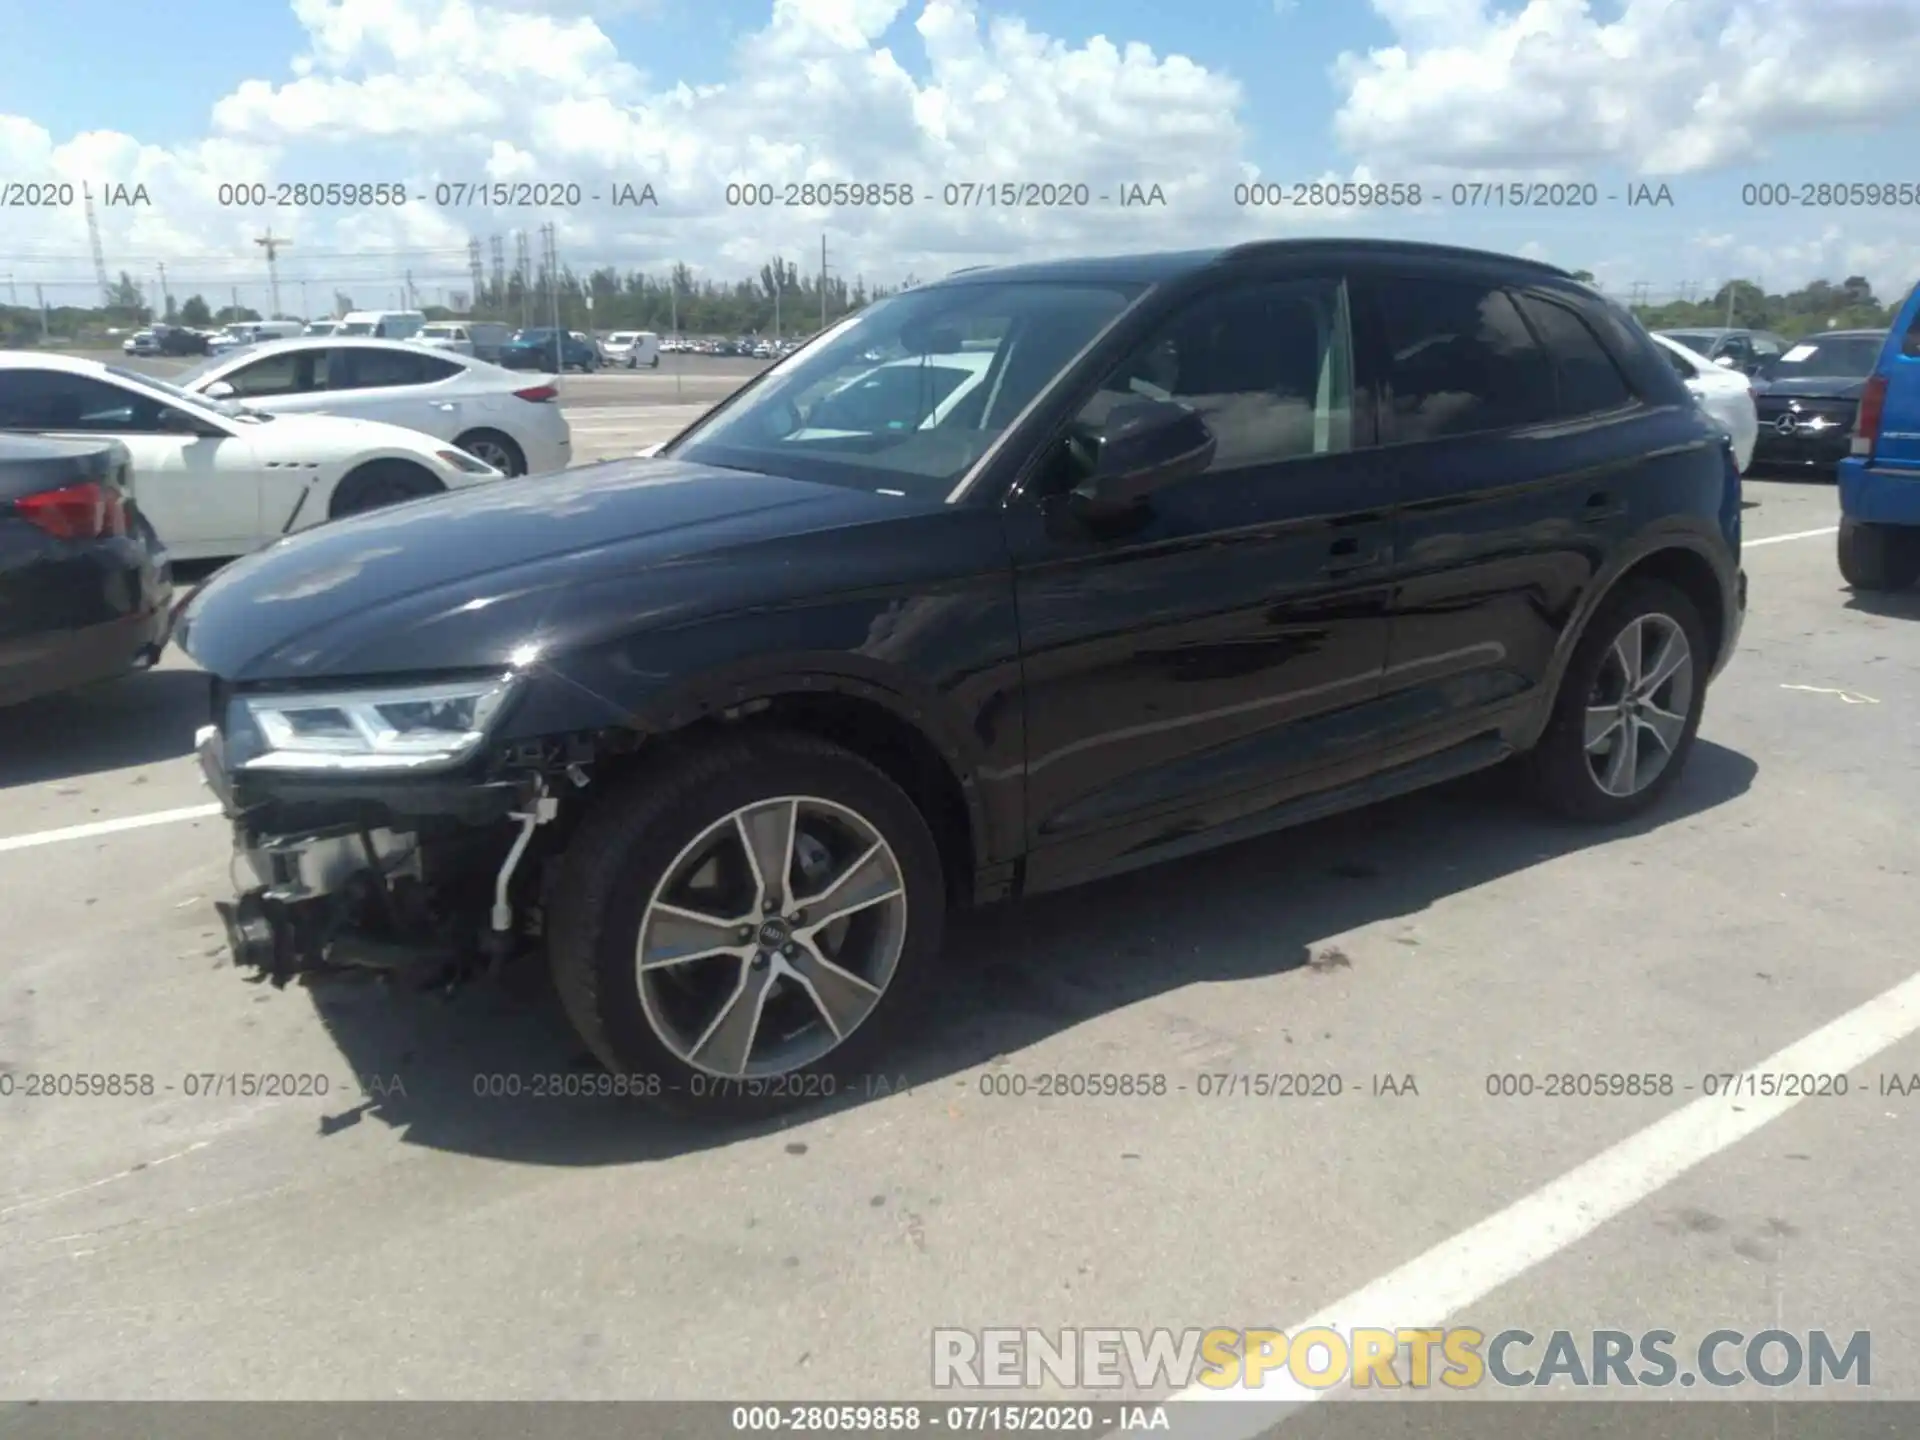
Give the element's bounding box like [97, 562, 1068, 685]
[1007, 272, 1398, 875]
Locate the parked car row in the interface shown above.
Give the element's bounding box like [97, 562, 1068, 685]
[1656, 325, 1890, 475]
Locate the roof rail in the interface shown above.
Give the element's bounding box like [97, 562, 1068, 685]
[1217, 237, 1576, 280]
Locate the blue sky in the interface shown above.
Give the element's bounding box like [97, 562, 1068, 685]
[2, 0, 1917, 315]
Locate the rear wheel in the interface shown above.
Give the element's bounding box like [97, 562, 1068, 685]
[1524, 578, 1709, 823]
[453, 428, 526, 477]
[1838, 519, 1920, 592]
[328, 460, 443, 518]
[548, 730, 947, 1118]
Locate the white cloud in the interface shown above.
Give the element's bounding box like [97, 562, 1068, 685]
[1332, 0, 1920, 176]
[3, 0, 1917, 312]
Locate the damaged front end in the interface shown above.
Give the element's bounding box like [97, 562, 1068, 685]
[194, 674, 598, 992]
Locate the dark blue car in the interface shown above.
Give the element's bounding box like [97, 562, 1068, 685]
[1837, 281, 1920, 590]
[499, 328, 598, 373]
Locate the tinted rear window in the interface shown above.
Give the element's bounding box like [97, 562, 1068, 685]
[1515, 294, 1635, 417]
[1376, 277, 1557, 441]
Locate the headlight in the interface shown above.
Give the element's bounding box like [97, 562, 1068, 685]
[240, 676, 515, 771]
[435, 448, 500, 476]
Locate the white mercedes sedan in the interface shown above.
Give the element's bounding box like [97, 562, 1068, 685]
[0, 352, 507, 562]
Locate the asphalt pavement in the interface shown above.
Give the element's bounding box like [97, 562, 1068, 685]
[1, 389, 1917, 1414]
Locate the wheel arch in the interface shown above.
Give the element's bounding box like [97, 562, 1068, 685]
[324, 454, 448, 519]
[588, 661, 998, 911]
[1518, 533, 1733, 752]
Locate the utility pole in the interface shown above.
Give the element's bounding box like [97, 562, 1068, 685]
[83, 185, 112, 308]
[231, 286, 241, 318]
[1723, 278, 1737, 330]
[405, 270, 417, 309]
[467, 238, 484, 315]
[543, 223, 562, 358]
[156, 262, 170, 320]
[35, 284, 48, 339]
[300, 280, 310, 318]
[489, 234, 506, 310]
[254, 230, 289, 317]
[5, 272, 14, 305]
[514, 231, 531, 329]
[819, 235, 830, 332]
[773, 257, 781, 342]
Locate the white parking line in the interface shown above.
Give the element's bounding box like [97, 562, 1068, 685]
[0, 522, 1843, 859]
[1162, 962, 1920, 1430]
[1747, 524, 1838, 547]
[0, 803, 221, 854]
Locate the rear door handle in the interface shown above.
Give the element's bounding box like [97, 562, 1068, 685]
[1320, 533, 1385, 576]
[1585, 490, 1624, 519]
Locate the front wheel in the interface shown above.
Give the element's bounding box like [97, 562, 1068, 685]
[1523, 577, 1709, 823]
[1838, 519, 1920, 592]
[328, 461, 443, 518]
[547, 730, 947, 1119]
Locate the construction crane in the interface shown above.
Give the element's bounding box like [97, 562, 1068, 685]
[83, 185, 111, 308]
[255, 229, 290, 318]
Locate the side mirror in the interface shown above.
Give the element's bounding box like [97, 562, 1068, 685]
[157, 408, 215, 437]
[203, 380, 236, 400]
[1066, 397, 1215, 519]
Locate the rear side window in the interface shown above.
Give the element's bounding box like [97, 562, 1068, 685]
[1903, 304, 1920, 359]
[1514, 294, 1635, 417]
[1376, 277, 1556, 441]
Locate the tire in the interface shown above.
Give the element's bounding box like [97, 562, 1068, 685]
[1523, 577, 1710, 823]
[1838, 519, 1920, 592]
[548, 729, 948, 1119]
[453, 428, 526, 477]
[328, 460, 443, 518]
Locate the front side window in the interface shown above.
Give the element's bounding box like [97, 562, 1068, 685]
[1067, 277, 1353, 474]
[665, 279, 1145, 497]
[1377, 277, 1556, 441]
[224, 351, 309, 397]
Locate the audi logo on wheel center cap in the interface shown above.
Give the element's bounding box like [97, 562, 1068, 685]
[758, 919, 790, 947]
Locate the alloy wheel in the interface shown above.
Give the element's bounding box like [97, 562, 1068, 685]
[462, 437, 519, 475]
[635, 796, 909, 1078]
[1582, 612, 1694, 798]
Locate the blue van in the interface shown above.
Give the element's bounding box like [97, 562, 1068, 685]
[1837, 281, 1920, 589]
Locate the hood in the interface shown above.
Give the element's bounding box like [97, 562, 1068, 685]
[1752, 375, 1868, 400]
[176, 458, 932, 681]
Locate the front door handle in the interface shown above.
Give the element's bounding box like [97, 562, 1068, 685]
[1585, 490, 1624, 520]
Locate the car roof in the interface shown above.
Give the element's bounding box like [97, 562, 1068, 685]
[204, 336, 470, 361]
[931, 238, 1577, 288]
[1794, 329, 1886, 340]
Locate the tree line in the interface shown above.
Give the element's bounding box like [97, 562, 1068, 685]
[0, 263, 1904, 347]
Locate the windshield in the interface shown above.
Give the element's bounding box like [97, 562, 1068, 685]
[1760, 334, 1883, 379]
[107, 364, 272, 424]
[665, 279, 1144, 497]
[340, 321, 376, 335]
[421, 324, 459, 337]
[515, 329, 555, 342]
[171, 354, 234, 387]
[1660, 332, 1718, 357]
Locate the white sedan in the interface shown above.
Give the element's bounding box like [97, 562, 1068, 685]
[1650, 330, 1757, 474]
[172, 337, 572, 478]
[0, 352, 507, 562]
